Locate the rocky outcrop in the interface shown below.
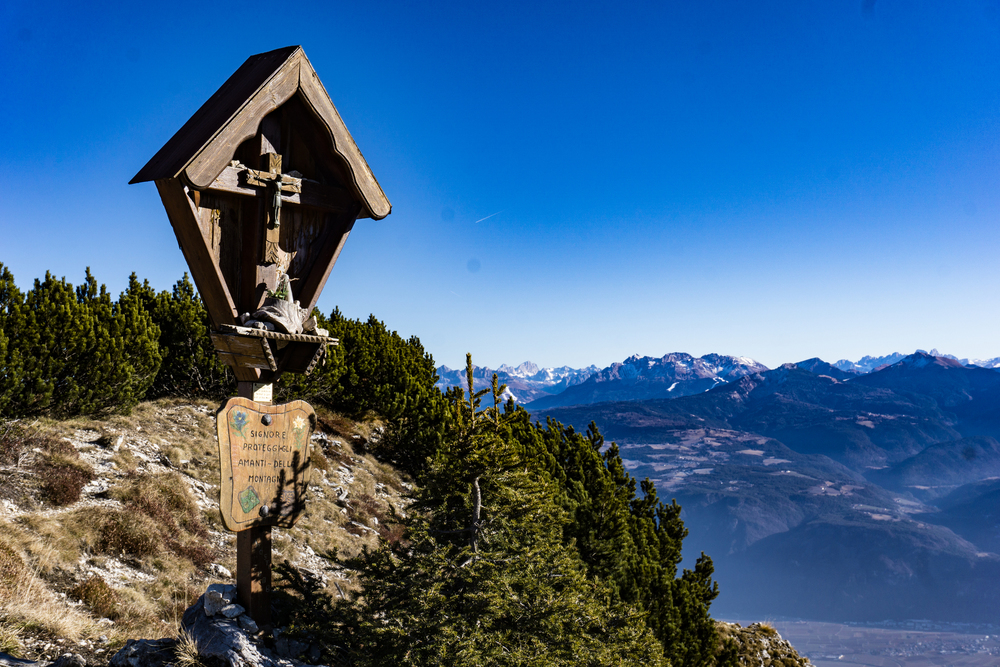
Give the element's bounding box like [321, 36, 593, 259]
[107, 639, 177, 667]
[108, 585, 327, 667]
[717, 622, 811, 666]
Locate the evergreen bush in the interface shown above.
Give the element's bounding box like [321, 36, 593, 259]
[0, 265, 161, 417]
[140, 274, 232, 400]
[281, 309, 450, 474]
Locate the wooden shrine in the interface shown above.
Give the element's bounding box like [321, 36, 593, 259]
[131, 45, 390, 384]
[131, 46, 390, 626]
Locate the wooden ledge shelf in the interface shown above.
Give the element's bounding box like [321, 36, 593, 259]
[211, 325, 338, 378]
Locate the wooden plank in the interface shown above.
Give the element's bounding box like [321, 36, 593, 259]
[217, 325, 337, 344]
[236, 526, 271, 627]
[133, 46, 389, 221]
[295, 209, 360, 313]
[212, 333, 277, 371]
[217, 396, 314, 531]
[236, 380, 271, 631]
[245, 169, 301, 193]
[217, 352, 272, 371]
[152, 182, 258, 382]
[206, 166, 349, 212]
[196, 192, 243, 306]
[259, 116, 281, 159]
[131, 47, 301, 185]
[155, 179, 238, 329]
[296, 56, 392, 220]
[212, 334, 265, 356]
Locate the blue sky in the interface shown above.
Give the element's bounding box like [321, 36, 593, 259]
[3, 1, 1000, 370]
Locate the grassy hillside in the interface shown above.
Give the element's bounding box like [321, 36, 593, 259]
[0, 400, 407, 664]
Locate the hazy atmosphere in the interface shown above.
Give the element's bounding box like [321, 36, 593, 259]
[4, 0, 1000, 370]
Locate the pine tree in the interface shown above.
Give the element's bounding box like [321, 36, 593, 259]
[112, 273, 164, 409]
[1, 267, 161, 416]
[328, 355, 668, 666]
[508, 410, 727, 666]
[15, 270, 92, 414]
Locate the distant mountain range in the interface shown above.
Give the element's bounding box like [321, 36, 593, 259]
[833, 348, 1000, 373]
[437, 348, 1000, 409]
[521, 351, 1000, 624]
[434, 361, 599, 404]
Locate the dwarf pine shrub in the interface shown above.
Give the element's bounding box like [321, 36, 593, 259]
[0, 265, 161, 417]
[34, 439, 94, 506]
[70, 576, 120, 620]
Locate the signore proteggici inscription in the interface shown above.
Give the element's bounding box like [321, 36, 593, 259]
[216, 397, 316, 531]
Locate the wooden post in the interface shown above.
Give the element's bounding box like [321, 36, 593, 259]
[236, 380, 272, 627]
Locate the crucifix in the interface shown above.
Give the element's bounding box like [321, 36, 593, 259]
[242, 151, 301, 268]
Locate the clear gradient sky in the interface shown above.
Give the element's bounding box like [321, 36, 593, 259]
[3, 1, 1000, 370]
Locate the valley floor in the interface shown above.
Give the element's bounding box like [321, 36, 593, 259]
[724, 619, 1000, 667]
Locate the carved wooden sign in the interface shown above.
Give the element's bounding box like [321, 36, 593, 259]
[216, 397, 315, 531]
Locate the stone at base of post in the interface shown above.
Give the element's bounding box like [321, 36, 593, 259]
[236, 380, 274, 627]
[237, 525, 272, 627]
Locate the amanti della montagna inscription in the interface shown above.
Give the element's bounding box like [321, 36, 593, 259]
[217, 397, 315, 531]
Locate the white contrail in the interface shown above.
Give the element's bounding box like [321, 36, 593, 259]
[473, 210, 503, 224]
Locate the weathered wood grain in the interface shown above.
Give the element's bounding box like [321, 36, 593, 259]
[183, 62, 300, 190]
[296, 54, 391, 220]
[132, 46, 390, 221]
[295, 209, 359, 313]
[273, 342, 327, 376]
[210, 332, 277, 372]
[206, 166, 349, 211]
[237, 527, 271, 627]
[155, 179, 238, 328]
[216, 396, 314, 531]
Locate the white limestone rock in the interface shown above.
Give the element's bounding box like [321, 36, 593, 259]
[220, 603, 245, 619]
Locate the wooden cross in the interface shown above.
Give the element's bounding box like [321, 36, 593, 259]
[242, 152, 302, 267]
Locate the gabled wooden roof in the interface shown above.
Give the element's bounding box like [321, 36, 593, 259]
[130, 46, 390, 220]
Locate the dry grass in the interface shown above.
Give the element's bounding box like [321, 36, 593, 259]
[1, 399, 414, 650]
[174, 628, 203, 667]
[0, 538, 27, 591]
[0, 621, 23, 656]
[7, 504, 212, 639]
[15, 512, 92, 571]
[96, 509, 162, 557]
[111, 472, 209, 538]
[0, 421, 95, 506]
[0, 528, 105, 642]
[36, 453, 94, 506]
[291, 427, 409, 563]
[0, 420, 50, 466]
[102, 399, 220, 485]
